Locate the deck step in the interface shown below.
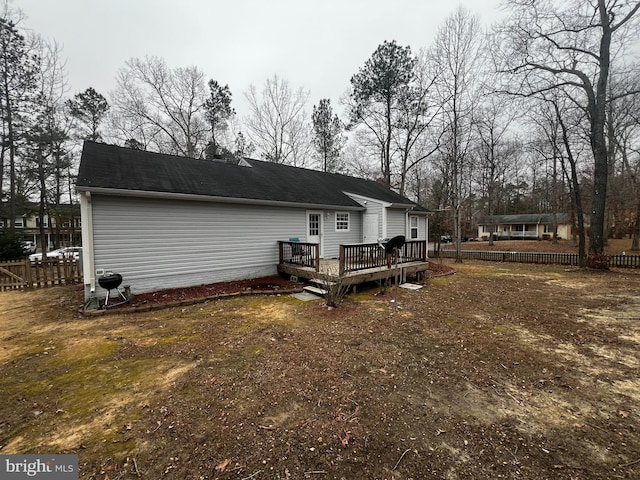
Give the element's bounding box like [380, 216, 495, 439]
[309, 278, 336, 287]
[303, 285, 328, 296]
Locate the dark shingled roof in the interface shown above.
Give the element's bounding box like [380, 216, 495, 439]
[76, 142, 426, 211]
[479, 213, 572, 225]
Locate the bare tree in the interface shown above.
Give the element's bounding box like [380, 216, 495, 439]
[244, 74, 310, 166]
[110, 56, 208, 158]
[27, 36, 70, 253]
[432, 6, 485, 262]
[474, 94, 521, 245]
[606, 74, 640, 248]
[495, 0, 640, 267]
[393, 50, 442, 196]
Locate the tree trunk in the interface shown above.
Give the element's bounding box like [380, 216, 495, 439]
[587, 0, 613, 268]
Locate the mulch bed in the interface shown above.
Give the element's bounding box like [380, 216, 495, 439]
[89, 261, 454, 314]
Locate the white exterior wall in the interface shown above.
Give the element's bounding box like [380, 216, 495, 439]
[90, 195, 307, 295]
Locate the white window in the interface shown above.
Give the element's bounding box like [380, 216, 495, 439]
[335, 212, 350, 232]
[410, 216, 419, 239]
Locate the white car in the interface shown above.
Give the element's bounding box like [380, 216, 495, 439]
[22, 241, 37, 254]
[29, 246, 82, 262]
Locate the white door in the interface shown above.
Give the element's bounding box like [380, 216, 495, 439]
[363, 213, 379, 243]
[307, 211, 322, 255]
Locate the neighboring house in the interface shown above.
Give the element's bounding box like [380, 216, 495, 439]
[0, 203, 81, 249]
[478, 213, 573, 240]
[76, 142, 429, 300]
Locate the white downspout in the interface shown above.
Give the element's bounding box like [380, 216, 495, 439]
[80, 191, 96, 300]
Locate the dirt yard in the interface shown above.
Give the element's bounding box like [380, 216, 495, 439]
[1, 260, 639, 479]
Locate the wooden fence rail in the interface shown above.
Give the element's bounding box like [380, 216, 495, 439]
[0, 258, 82, 291]
[432, 249, 640, 268]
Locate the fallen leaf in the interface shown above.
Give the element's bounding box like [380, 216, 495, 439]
[618, 410, 629, 418]
[340, 432, 351, 446]
[215, 459, 230, 472]
[436, 428, 446, 436]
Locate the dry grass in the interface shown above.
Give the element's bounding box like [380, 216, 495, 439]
[1, 261, 639, 479]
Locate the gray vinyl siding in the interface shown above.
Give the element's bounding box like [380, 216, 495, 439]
[322, 211, 363, 258]
[345, 193, 385, 240]
[386, 208, 407, 238]
[91, 195, 304, 295]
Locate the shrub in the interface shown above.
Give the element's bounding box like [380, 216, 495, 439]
[0, 231, 27, 261]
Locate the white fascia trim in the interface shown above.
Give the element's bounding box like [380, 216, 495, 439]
[343, 191, 392, 207]
[76, 187, 365, 212]
[343, 191, 420, 210]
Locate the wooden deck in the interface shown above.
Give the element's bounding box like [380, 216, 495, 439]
[277, 240, 430, 288]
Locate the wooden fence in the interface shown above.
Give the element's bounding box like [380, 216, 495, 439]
[0, 258, 82, 291]
[432, 249, 640, 268]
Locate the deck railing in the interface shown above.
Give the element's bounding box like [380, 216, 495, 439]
[278, 240, 320, 271]
[339, 240, 427, 275]
[433, 249, 640, 268]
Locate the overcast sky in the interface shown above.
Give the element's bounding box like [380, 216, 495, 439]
[15, 0, 504, 119]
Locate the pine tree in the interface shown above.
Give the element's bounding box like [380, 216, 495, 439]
[312, 99, 343, 173]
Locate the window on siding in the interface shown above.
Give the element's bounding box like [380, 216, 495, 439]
[410, 216, 419, 239]
[336, 212, 350, 231]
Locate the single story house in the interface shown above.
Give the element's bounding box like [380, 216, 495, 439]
[76, 142, 429, 300]
[478, 213, 572, 240]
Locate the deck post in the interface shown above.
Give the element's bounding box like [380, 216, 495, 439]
[339, 245, 345, 276]
[278, 241, 284, 264]
[314, 244, 320, 272]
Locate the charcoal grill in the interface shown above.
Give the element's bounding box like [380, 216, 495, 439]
[98, 272, 128, 308]
[382, 235, 405, 268]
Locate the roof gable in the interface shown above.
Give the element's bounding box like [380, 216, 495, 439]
[76, 142, 423, 210]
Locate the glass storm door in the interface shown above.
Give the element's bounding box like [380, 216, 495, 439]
[307, 212, 321, 255]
